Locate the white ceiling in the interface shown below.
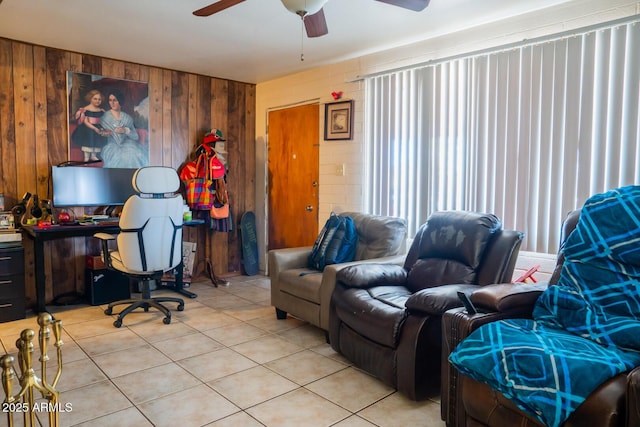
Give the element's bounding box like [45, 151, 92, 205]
[0, 0, 572, 84]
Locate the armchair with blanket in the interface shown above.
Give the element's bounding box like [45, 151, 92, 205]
[269, 212, 407, 331]
[329, 210, 524, 400]
[446, 186, 640, 427]
[441, 208, 579, 427]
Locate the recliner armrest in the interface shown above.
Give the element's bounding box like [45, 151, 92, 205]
[470, 282, 548, 313]
[406, 284, 482, 316]
[268, 246, 313, 272]
[336, 263, 407, 288]
[441, 306, 519, 426]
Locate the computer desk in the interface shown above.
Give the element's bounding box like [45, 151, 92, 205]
[21, 220, 200, 313]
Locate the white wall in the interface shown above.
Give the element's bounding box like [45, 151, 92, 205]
[255, 0, 640, 272]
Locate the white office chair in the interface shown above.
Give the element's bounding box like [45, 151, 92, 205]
[94, 166, 185, 327]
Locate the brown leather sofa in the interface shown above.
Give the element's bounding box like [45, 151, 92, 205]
[441, 209, 640, 427]
[269, 212, 407, 331]
[329, 210, 523, 400]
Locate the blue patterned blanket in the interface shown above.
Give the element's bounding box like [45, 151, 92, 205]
[449, 186, 640, 426]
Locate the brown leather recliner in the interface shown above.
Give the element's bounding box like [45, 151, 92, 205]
[441, 209, 640, 427]
[329, 210, 524, 400]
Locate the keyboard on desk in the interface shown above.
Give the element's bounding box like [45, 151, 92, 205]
[82, 215, 109, 221]
[78, 216, 120, 226]
[97, 219, 120, 226]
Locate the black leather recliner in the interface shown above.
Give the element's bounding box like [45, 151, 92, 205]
[329, 210, 523, 400]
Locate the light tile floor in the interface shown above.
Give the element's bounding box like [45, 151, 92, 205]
[0, 275, 445, 427]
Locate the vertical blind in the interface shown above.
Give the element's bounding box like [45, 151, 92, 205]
[365, 20, 640, 253]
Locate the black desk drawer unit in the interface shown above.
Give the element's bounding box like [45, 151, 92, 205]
[0, 246, 26, 322]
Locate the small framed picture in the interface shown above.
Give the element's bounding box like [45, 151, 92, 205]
[324, 100, 354, 140]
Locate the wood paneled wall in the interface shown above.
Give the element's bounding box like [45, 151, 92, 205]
[0, 38, 256, 308]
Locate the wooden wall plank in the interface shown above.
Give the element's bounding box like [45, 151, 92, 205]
[43, 48, 78, 301]
[242, 84, 256, 269]
[171, 71, 189, 170]
[188, 74, 198, 156]
[69, 53, 82, 73]
[162, 69, 172, 166]
[32, 46, 60, 300]
[102, 58, 124, 79]
[209, 79, 232, 273]
[196, 75, 212, 151]
[190, 75, 212, 280]
[211, 78, 228, 130]
[45, 48, 70, 165]
[0, 39, 17, 206]
[12, 42, 36, 196]
[82, 54, 101, 75]
[148, 67, 163, 166]
[226, 81, 249, 273]
[33, 46, 49, 200]
[182, 74, 199, 263]
[124, 63, 148, 82]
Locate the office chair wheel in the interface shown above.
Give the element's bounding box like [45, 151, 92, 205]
[105, 307, 113, 315]
[178, 303, 184, 311]
[113, 319, 123, 328]
[163, 316, 171, 325]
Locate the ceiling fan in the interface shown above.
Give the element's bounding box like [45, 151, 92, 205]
[193, 0, 431, 38]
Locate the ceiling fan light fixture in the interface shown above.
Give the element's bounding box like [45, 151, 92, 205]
[280, 0, 328, 16]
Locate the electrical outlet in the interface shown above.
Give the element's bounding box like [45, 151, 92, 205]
[335, 163, 345, 176]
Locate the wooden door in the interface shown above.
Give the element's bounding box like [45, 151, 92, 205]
[268, 104, 319, 250]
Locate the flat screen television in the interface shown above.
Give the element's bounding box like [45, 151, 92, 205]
[51, 166, 137, 207]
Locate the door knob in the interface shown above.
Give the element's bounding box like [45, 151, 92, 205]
[312, 181, 318, 187]
[305, 205, 314, 212]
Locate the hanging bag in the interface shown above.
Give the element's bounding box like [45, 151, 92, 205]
[210, 178, 230, 219]
[210, 201, 229, 219]
[185, 153, 215, 210]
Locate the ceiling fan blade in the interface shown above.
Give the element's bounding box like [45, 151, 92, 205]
[193, 0, 245, 17]
[304, 8, 328, 38]
[374, 0, 430, 12]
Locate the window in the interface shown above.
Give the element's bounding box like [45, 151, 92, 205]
[365, 19, 640, 253]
